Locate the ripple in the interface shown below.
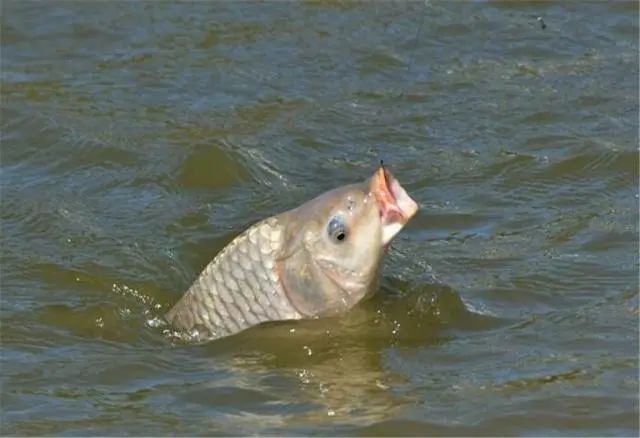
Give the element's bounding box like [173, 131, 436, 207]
[2, 1, 637, 436]
[176, 143, 249, 190]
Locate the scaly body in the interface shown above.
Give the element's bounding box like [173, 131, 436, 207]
[165, 218, 300, 341]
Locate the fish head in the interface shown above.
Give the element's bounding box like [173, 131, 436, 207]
[278, 166, 419, 317]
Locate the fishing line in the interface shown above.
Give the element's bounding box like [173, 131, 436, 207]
[379, 1, 427, 169]
[407, 0, 427, 76]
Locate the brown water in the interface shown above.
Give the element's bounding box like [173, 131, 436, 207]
[1, 1, 639, 436]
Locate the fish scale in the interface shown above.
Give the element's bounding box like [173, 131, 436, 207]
[165, 218, 302, 341]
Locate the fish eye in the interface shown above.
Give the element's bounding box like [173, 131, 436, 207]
[327, 216, 347, 243]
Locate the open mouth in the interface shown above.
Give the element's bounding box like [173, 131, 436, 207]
[371, 166, 419, 225]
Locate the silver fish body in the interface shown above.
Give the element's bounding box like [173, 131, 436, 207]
[165, 217, 301, 341]
[166, 167, 419, 342]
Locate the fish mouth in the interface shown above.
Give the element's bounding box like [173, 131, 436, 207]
[371, 166, 419, 225]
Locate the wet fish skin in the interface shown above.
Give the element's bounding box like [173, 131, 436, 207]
[165, 217, 300, 341]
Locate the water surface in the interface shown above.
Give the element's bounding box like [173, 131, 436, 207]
[1, 1, 638, 436]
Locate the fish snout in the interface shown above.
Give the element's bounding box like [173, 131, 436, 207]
[371, 166, 419, 225]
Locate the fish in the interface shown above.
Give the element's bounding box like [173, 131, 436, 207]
[165, 165, 419, 342]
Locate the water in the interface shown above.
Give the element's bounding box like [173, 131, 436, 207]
[1, 1, 638, 435]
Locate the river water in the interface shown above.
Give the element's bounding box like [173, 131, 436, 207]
[1, 1, 638, 436]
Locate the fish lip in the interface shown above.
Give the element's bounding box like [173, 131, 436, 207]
[371, 166, 419, 224]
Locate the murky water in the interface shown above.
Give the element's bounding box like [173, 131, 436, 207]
[1, 1, 638, 436]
